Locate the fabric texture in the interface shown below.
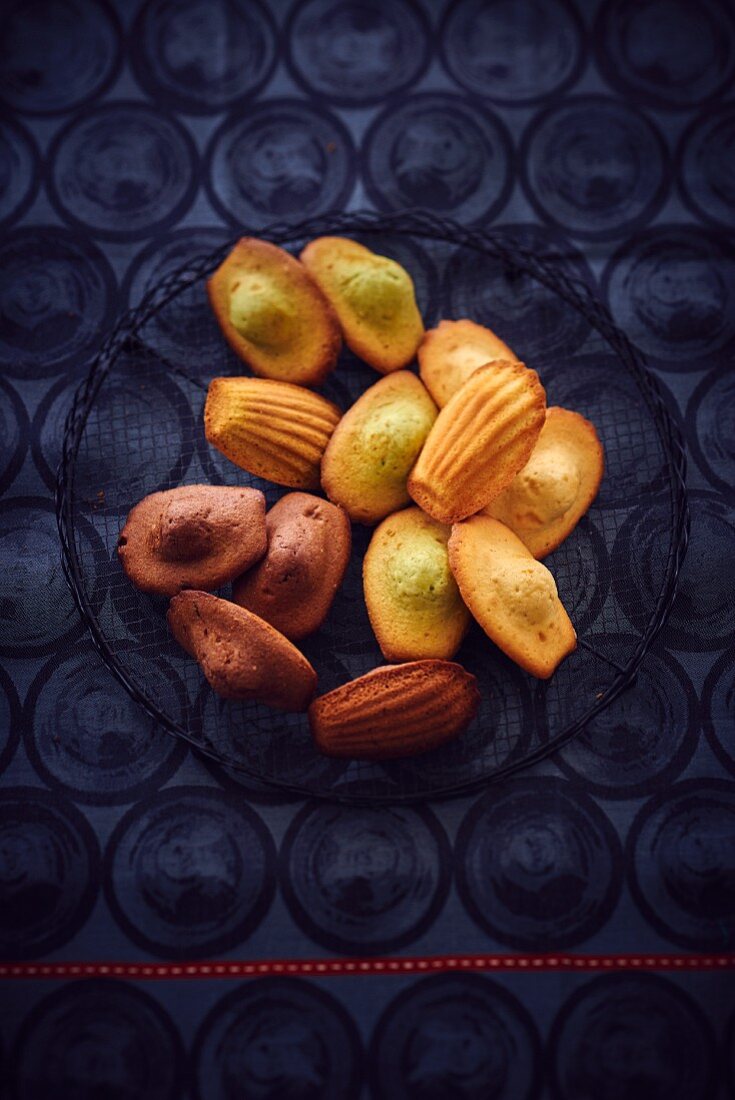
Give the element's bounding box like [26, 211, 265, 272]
[0, 0, 734, 1095]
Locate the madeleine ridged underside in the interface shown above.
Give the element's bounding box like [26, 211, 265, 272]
[408, 360, 546, 524]
[205, 377, 342, 490]
[418, 318, 518, 408]
[309, 660, 480, 759]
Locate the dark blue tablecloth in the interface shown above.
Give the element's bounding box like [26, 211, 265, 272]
[1, 0, 734, 1096]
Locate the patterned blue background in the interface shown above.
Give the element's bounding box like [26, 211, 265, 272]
[1, 0, 734, 1095]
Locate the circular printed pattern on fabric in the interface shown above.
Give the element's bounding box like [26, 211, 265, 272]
[678, 103, 735, 230]
[24, 645, 186, 805]
[0, 119, 39, 229]
[0, 665, 21, 777]
[440, 0, 583, 104]
[686, 363, 735, 498]
[554, 641, 699, 798]
[603, 227, 735, 369]
[122, 228, 232, 365]
[0, 227, 116, 380]
[362, 93, 512, 224]
[549, 973, 717, 1100]
[543, 352, 669, 510]
[30, 376, 78, 493]
[286, 0, 430, 106]
[627, 779, 735, 951]
[701, 648, 735, 778]
[455, 777, 622, 950]
[197, 757, 300, 806]
[0, 498, 106, 659]
[369, 974, 542, 1100]
[612, 492, 735, 653]
[593, 0, 735, 110]
[192, 689, 348, 801]
[0, 377, 28, 495]
[48, 102, 198, 241]
[445, 225, 593, 365]
[0, 0, 122, 115]
[104, 785, 275, 957]
[521, 96, 669, 240]
[206, 99, 356, 227]
[0, 787, 99, 959]
[130, 0, 277, 115]
[12, 980, 183, 1100]
[75, 367, 194, 516]
[192, 978, 363, 1100]
[279, 803, 451, 954]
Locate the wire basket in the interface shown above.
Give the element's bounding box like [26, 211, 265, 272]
[57, 211, 688, 803]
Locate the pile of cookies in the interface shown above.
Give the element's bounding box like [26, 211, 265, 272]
[118, 237, 603, 760]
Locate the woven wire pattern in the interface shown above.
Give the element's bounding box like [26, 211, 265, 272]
[57, 211, 688, 803]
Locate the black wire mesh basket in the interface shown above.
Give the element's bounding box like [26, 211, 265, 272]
[57, 211, 688, 803]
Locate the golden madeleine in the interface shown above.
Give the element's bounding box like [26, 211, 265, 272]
[205, 377, 341, 490]
[408, 360, 546, 524]
[485, 407, 604, 559]
[300, 237, 424, 373]
[364, 507, 470, 661]
[207, 238, 341, 386]
[321, 371, 438, 524]
[418, 318, 518, 407]
[448, 515, 576, 679]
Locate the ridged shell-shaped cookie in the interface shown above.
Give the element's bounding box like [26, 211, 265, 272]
[448, 515, 576, 679]
[321, 371, 438, 524]
[364, 507, 470, 660]
[300, 237, 424, 374]
[484, 407, 604, 559]
[408, 360, 546, 524]
[309, 660, 480, 759]
[233, 493, 351, 640]
[118, 485, 266, 597]
[168, 591, 317, 710]
[207, 238, 341, 386]
[419, 318, 518, 407]
[204, 377, 342, 490]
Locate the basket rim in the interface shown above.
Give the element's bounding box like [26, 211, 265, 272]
[55, 208, 690, 804]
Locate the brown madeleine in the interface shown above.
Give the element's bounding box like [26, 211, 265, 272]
[309, 660, 480, 759]
[168, 591, 316, 710]
[118, 485, 266, 597]
[233, 492, 351, 640]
